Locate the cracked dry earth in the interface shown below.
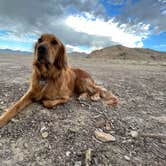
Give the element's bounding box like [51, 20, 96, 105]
[0, 54, 166, 166]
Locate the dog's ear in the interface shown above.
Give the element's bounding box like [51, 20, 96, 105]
[54, 44, 67, 70]
[34, 43, 38, 53]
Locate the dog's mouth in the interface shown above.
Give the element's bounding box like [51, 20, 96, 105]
[37, 54, 47, 62]
[37, 53, 50, 66]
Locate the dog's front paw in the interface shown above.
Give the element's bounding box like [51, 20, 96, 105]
[104, 96, 118, 106]
[42, 100, 54, 109]
[78, 93, 89, 101]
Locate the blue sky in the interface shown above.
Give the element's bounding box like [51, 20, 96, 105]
[0, 0, 165, 53]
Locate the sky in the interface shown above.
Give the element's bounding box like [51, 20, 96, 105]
[0, 0, 166, 53]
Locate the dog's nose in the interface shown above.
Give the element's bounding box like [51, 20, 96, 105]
[38, 45, 47, 54]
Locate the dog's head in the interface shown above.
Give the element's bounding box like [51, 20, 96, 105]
[34, 34, 67, 69]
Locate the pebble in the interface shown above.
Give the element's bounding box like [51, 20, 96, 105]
[130, 131, 139, 138]
[41, 131, 49, 138]
[105, 122, 112, 131]
[40, 126, 47, 132]
[66, 151, 71, 157]
[0, 101, 4, 104]
[124, 155, 130, 161]
[23, 143, 28, 148]
[95, 118, 105, 128]
[94, 130, 116, 142]
[74, 161, 82, 166]
[40, 109, 48, 114]
[11, 118, 19, 123]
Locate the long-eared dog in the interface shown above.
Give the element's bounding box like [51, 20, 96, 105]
[0, 34, 118, 127]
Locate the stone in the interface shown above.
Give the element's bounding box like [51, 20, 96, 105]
[23, 143, 28, 148]
[95, 118, 106, 128]
[130, 131, 139, 138]
[124, 155, 130, 161]
[94, 130, 116, 142]
[74, 161, 82, 166]
[66, 151, 71, 157]
[41, 131, 48, 138]
[105, 122, 112, 131]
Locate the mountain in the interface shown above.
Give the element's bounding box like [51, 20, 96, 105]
[0, 48, 32, 55]
[88, 45, 166, 61]
[68, 52, 88, 57]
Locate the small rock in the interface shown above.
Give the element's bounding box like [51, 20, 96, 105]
[40, 109, 48, 114]
[11, 118, 19, 123]
[40, 126, 47, 132]
[23, 143, 28, 148]
[66, 151, 71, 157]
[0, 101, 4, 104]
[151, 116, 166, 124]
[94, 130, 116, 142]
[0, 143, 3, 147]
[95, 118, 105, 128]
[124, 155, 130, 161]
[93, 157, 99, 165]
[74, 161, 82, 166]
[105, 122, 112, 131]
[4, 94, 8, 97]
[41, 131, 49, 138]
[130, 131, 139, 138]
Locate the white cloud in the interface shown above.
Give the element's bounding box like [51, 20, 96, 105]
[66, 44, 90, 53]
[66, 14, 150, 48]
[161, 9, 166, 15]
[0, 32, 36, 43]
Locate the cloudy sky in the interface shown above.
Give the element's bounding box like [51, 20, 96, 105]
[0, 0, 166, 53]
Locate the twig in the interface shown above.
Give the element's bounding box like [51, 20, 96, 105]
[140, 133, 166, 140]
[85, 148, 92, 166]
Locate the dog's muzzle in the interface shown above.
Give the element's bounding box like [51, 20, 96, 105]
[37, 45, 48, 62]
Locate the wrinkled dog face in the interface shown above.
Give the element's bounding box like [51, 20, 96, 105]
[35, 34, 61, 65]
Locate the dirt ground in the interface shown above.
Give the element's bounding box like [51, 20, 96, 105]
[0, 54, 166, 166]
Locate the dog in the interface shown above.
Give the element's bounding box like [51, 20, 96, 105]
[0, 34, 118, 127]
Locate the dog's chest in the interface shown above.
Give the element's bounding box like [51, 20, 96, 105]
[39, 76, 48, 87]
[39, 78, 65, 99]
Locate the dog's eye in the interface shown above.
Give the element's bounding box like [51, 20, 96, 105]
[38, 38, 43, 43]
[51, 40, 58, 45]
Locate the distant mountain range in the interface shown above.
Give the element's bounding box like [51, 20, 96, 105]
[0, 48, 32, 55]
[1, 45, 166, 61]
[68, 51, 88, 57]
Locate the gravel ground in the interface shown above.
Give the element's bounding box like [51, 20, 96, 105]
[0, 54, 166, 166]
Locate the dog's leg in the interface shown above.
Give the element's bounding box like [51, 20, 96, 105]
[90, 92, 100, 101]
[42, 97, 69, 109]
[0, 89, 33, 127]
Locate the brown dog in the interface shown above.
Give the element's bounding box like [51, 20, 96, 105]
[0, 34, 118, 127]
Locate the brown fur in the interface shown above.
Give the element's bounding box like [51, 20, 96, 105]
[0, 34, 118, 127]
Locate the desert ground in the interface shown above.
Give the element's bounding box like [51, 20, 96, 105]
[0, 54, 166, 165]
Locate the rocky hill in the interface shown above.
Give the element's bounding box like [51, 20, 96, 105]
[89, 45, 166, 61]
